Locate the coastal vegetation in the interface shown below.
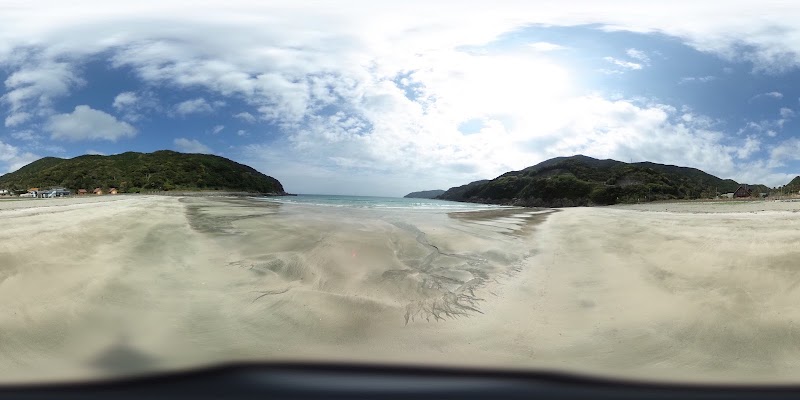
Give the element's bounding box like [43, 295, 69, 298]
[437, 155, 771, 207]
[403, 189, 446, 199]
[0, 150, 285, 194]
[782, 176, 800, 194]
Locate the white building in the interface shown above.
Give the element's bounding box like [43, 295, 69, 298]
[44, 188, 71, 198]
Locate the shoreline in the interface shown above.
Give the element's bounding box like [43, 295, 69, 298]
[438, 194, 799, 209]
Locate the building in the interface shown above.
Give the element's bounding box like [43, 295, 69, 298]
[78, 189, 88, 195]
[733, 184, 752, 198]
[109, 188, 118, 195]
[44, 188, 71, 198]
[93, 188, 103, 195]
[0, 189, 8, 196]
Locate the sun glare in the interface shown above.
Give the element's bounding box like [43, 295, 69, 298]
[466, 55, 572, 111]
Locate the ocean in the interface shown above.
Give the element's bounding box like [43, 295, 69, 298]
[258, 194, 511, 211]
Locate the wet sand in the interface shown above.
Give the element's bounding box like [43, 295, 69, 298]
[3, 196, 800, 384]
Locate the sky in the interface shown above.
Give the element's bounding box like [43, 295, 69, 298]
[3, 1, 800, 196]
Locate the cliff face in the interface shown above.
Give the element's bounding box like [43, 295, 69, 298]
[0, 150, 286, 194]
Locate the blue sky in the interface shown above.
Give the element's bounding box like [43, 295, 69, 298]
[2, 1, 800, 196]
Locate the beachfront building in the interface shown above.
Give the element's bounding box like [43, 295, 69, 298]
[109, 188, 118, 195]
[44, 188, 71, 198]
[733, 185, 752, 198]
[0, 189, 8, 196]
[93, 188, 103, 195]
[78, 189, 88, 195]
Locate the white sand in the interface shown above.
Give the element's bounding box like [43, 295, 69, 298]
[3, 196, 800, 384]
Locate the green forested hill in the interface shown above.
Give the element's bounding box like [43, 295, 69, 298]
[438, 155, 766, 207]
[403, 189, 446, 199]
[783, 176, 800, 193]
[0, 150, 285, 194]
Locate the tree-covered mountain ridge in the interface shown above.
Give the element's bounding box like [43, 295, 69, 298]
[404, 189, 446, 199]
[437, 155, 771, 207]
[0, 150, 286, 194]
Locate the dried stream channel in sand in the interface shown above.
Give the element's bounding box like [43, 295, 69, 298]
[182, 197, 551, 326]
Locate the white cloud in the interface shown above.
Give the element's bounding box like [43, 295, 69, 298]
[751, 91, 784, 101]
[0, 140, 39, 173]
[173, 98, 215, 115]
[174, 138, 212, 153]
[602, 56, 642, 71]
[599, 49, 649, 75]
[237, 129, 248, 136]
[111, 91, 159, 121]
[737, 135, 761, 159]
[112, 91, 138, 110]
[5, 111, 31, 127]
[625, 48, 650, 64]
[211, 124, 225, 134]
[44, 105, 137, 141]
[4, 2, 800, 88]
[234, 111, 256, 123]
[10, 130, 39, 142]
[679, 75, 716, 84]
[86, 149, 105, 155]
[738, 112, 793, 137]
[769, 138, 800, 166]
[528, 41, 567, 52]
[1, 61, 84, 121]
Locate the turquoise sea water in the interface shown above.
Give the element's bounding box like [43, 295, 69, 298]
[258, 194, 510, 210]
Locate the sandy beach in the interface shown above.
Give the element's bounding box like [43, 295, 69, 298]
[3, 196, 800, 384]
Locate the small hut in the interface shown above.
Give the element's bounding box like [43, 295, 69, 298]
[109, 188, 118, 195]
[93, 188, 103, 195]
[733, 184, 752, 198]
[78, 189, 88, 195]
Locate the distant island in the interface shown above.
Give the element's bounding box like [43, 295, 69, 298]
[0, 150, 286, 195]
[404, 189, 446, 199]
[437, 155, 773, 207]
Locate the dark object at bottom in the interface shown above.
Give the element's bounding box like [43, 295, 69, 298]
[2, 362, 800, 400]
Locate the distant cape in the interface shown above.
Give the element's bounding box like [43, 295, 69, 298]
[403, 189, 446, 199]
